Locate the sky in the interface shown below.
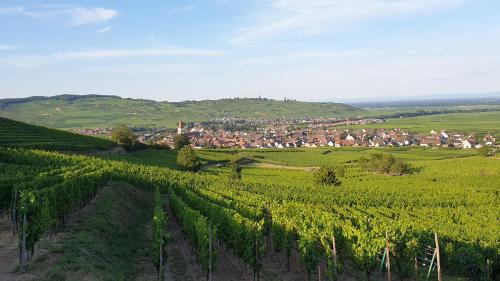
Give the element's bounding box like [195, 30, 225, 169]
[0, 0, 500, 102]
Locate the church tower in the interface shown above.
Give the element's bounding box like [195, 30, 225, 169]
[177, 120, 184, 135]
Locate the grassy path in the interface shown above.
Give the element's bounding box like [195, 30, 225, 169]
[12, 181, 154, 281]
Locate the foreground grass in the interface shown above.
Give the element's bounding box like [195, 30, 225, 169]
[33, 181, 152, 281]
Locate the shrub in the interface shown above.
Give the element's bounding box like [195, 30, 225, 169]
[313, 165, 341, 186]
[176, 146, 201, 172]
[359, 153, 411, 175]
[478, 146, 494, 157]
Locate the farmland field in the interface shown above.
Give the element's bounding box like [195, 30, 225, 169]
[338, 111, 500, 136]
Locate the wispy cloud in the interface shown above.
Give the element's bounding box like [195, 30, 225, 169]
[0, 55, 50, 67]
[168, 5, 197, 14]
[230, 0, 464, 44]
[0, 44, 16, 50]
[407, 48, 444, 55]
[0, 5, 118, 26]
[239, 50, 373, 65]
[95, 26, 112, 34]
[0, 47, 223, 68]
[52, 48, 223, 60]
[83, 63, 196, 74]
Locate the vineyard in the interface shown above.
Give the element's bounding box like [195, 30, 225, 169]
[0, 117, 115, 151]
[0, 144, 498, 281]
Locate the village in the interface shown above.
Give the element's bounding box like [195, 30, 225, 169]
[72, 117, 496, 150]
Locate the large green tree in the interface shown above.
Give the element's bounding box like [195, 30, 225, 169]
[111, 126, 136, 146]
[174, 134, 190, 149]
[176, 146, 201, 172]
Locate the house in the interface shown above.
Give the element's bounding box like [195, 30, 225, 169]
[345, 134, 355, 141]
[462, 139, 473, 149]
[484, 134, 496, 146]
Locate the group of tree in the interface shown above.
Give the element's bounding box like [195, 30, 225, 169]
[358, 153, 411, 175]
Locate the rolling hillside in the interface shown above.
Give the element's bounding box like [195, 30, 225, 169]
[0, 116, 115, 150]
[0, 95, 363, 129]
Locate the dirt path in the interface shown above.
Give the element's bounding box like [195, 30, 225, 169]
[242, 162, 317, 171]
[201, 157, 317, 172]
[0, 215, 18, 281]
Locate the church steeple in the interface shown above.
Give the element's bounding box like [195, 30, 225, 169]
[177, 120, 184, 135]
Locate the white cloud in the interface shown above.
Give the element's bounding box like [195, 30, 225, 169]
[69, 7, 118, 26]
[95, 26, 112, 34]
[0, 44, 16, 50]
[0, 47, 223, 68]
[0, 5, 118, 26]
[168, 5, 197, 14]
[230, 0, 464, 44]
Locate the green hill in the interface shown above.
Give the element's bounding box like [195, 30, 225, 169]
[0, 94, 363, 129]
[0, 116, 115, 150]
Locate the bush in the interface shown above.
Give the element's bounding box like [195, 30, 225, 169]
[313, 165, 341, 186]
[176, 146, 201, 172]
[359, 153, 411, 175]
[478, 146, 494, 157]
[111, 126, 136, 146]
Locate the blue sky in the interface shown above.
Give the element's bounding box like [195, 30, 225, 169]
[1, 0, 499, 102]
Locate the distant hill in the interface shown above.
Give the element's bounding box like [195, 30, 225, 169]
[0, 95, 363, 129]
[0, 116, 115, 150]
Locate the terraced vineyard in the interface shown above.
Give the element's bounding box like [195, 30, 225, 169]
[0, 116, 115, 151]
[1, 145, 498, 281]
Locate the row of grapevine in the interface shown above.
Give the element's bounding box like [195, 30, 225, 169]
[152, 186, 168, 280]
[169, 189, 217, 280]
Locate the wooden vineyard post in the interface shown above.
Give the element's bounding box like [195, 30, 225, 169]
[414, 257, 418, 281]
[332, 232, 338, 279]
[12, 190, 17, 235]
[386, 232, 391, 281]
[159, 240, 163, 281]
[434, 233, 442, 281]
[254, 234, 260, 281]
[20, 213, 27, 265]
[209, 224, 212, 281]
[487, 259, 491, 280]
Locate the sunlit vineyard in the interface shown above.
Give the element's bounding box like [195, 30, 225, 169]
[1, 146, 498, 280]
